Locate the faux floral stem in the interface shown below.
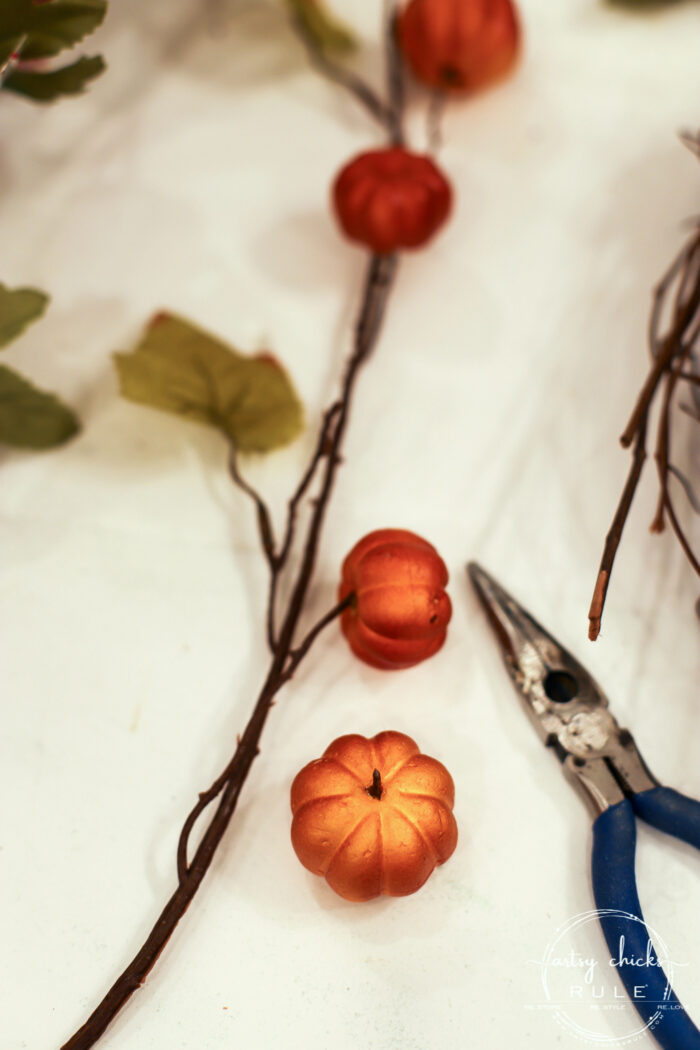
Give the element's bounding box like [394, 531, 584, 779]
[60, 253, 400, 1050]
[60, 9, 409, 1046]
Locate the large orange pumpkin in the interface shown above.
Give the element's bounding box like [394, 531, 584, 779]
[290, 731, 458, 902]
[339, 528, 452, 670]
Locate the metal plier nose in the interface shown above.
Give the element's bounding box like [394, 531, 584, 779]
[467, 562, 657, 815]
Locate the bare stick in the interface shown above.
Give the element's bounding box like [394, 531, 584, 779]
[588, 420, 647, 641]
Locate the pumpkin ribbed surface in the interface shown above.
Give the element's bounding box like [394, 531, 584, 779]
[290, 731, 458, 902]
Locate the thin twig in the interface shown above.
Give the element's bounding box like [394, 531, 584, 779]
[290, 13, 396, 134]
[426, 91, 447, 153]
[229, 445, 279, 649]
[670, 368, 700, 386]
[588, 420, 647, 641]
[663, 488, 700, 575]
[669, 464, 700, 514]
[279, 400, 342, 568]
[620, 255, 700, 448]
[175, 594, 352, 884]
[589, 216, 700, 638]
[228, 445, 277, 568]
[648, 232, 698, 358]
[384, 0, 405, 145]
[281, 593, 355, 685]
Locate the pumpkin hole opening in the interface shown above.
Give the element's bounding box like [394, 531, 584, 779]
[440, 66, 463, 87]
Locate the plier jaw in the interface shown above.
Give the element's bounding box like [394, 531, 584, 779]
[467, 562, 657, 815]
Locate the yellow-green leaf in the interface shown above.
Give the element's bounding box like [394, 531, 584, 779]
[286, 0, 355, 54]
[3, 54, 105, 101]
[0, 363, 80, 449]
[114, 312, 304, 453]
[0, 283, 49, 348]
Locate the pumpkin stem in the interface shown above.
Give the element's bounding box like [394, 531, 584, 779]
[366, 768, 383, 801]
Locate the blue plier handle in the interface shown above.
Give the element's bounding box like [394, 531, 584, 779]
[593, 788, 700, 1047]
[468, 563, 700, 1050]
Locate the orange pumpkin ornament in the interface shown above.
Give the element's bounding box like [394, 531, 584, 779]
[339, 528, 452, 670]
[332, 148, 453, 254]
[290, 731, 458, 902]
[397, 0, 520, 95]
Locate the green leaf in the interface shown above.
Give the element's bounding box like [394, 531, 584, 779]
[0, 0, 107, 61]
[3, 53, 105, 101]
[114, 312, 304, 453]
[286, 0, 355, 54]
[0, 283, 49, 348]
[0, 363, 80, 449]
[0, 34, 23, 69]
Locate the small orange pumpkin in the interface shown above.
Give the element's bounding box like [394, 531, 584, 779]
[290, 731, 458, 902]
[339, 528, 452, 670]
[397, 0, 520, 95]
[332, 148, 453, 255]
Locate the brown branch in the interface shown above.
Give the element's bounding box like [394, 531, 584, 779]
[290, 13, 397, 135]
[59, 252, 400, 1050]
[426, 91, 447, 154]
[228, 445, 279, 649]
[279, 400, 342, 568]
[670, 367, 700, 385]
[281, 592, 355, 686]
[663, 488, 700, 575]
[588, 419, 647, 641]
[228, 445, 277, 566]
[647, 233, 699, 357]
[175, 594, 353, 884]
[620, 231, 700, 448]
[668, 464, 700, 513]
[384, 0, 405, 145]
[589, 221, 700, 639]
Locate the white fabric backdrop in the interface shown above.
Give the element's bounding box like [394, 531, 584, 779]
[2, 1, 699, 1047]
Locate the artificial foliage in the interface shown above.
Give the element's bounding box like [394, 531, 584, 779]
[0, 0, 107, 103]
[286, 0, 356, 54]
[115, 313, 304, 454]
[0, 284, 80, 449]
